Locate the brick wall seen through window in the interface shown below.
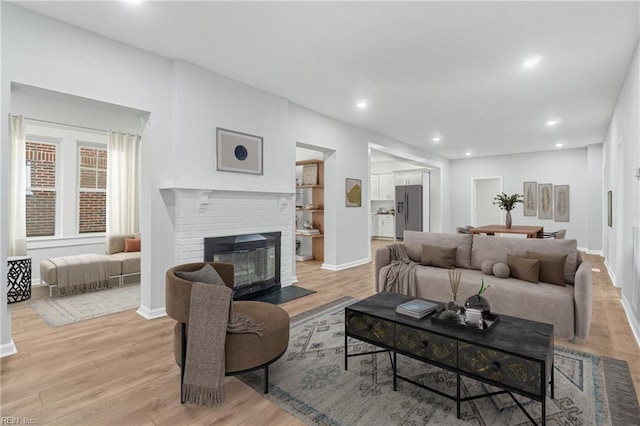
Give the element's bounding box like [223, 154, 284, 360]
[26, 142, 57, 237]
[78, 147, 107, 233]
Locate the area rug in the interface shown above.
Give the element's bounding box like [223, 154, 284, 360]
[240, 296, 640, 425]
[28, 284, 140, 327]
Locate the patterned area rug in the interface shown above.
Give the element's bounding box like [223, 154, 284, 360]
[240, 297, 640, 425]
[28, 284, 140, 327]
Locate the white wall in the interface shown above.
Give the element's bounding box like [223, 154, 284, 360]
[172, 60, 293, 194]
[167, 60, 296, 285]
[602, 39, 640, 344]
[289, 104, 449, 269]
[2, 3, 177, 347]
[11, 86, 145, 134]
[0, 4, 450, 352]
[8, 89, 145, 285]
[449, 148, 599, 249]
[0, 1, 15, 357]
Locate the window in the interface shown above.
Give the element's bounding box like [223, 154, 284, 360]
[25, 141, 57, 237]
[24, 124, 108, 240]
[78, 146, 107, 233]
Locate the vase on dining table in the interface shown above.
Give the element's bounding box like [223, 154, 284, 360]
[505, 211, 512, 229]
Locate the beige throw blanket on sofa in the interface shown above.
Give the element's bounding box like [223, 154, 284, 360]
[183, 282, 265, 407]
[49, 254, 111, 296]
[379, 243, 418, 296]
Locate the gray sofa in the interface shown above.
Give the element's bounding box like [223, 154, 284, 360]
[375, 231, 593, 340]
[40, 233, 141, 296]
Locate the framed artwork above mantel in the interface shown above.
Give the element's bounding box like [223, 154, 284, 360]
[216, 128, 263, 175]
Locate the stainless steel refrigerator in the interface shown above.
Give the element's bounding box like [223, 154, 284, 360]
[395, 185, 423, 239]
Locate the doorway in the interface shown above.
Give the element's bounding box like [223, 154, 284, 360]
[472, 177, 502, 226]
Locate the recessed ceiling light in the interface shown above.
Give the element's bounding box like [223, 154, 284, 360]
[546, 120, 559, 126]
[356, 101, 368, 109]
[432, 136, 441, 143]
[523, 55, 542, 68]
[465, 152, 472, 156]
[555, 143, 564, 148]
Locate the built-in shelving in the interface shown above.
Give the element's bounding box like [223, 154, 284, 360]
[295, 159, 324, 262]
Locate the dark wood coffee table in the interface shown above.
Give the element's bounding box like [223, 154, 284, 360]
[345, 292, 554, 425]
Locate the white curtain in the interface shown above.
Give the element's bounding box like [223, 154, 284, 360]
[107, 131, 141, 235]
[9, 115, 27, 256]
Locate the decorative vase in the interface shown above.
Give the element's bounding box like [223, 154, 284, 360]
[505, 211, 512, 229]
[464, 294, 491, 318]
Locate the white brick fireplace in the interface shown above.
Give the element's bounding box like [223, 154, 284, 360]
[162, 187, 296, 287]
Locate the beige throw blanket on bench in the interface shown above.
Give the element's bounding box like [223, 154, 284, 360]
[379, 243, 418, 297]
[49, 254, 111, 296]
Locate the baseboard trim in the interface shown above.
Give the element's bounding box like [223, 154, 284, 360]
[604, 259, 620, 287]
[621, 295, 640, 348]
[321, 258, 370, 271]
[136, 305, 167, 320]
[0, 340, 18, 358]
[585, 249, 603, 256]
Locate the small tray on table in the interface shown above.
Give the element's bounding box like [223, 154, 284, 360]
[431, 311, 500, 332]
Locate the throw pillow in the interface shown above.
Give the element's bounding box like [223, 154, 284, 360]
[507, 254, 541, 283]
[175, 264, 226, 286]
[481, 260, 496, 275]
[124, 238, 141, 252]
[493, 262, 510, 278]
[526, 251, 568, 286]
[421, 244, 457, 269]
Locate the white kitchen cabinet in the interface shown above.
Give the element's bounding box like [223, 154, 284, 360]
[380, 215, 395, 238]
[379, 173, 394, 200]
[372, 214, 394, 239]
[395, 170, 425, 186]
[370, 214, 378, 237]
[370, 173, 394, 200]
[370, 175, 379, 201]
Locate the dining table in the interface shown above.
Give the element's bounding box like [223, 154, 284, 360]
[470, 224, 544, 238]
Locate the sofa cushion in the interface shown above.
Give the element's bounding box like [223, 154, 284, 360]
[124, 238, 141, 252]
[106, 233, 141, 254]
[174, 263, 225, 286]
[471, 235, 578, 284]
[421, 244, 457, 269]
[526, 251, 567, 286]
[481, 260, 496, 275]
[493, 262, 510, 278]
[109, 252, 141, 275]
[507, 254, 540, 283]
[404, 231, 472, 269]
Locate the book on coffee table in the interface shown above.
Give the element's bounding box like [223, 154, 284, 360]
[395, 299, 441, 319]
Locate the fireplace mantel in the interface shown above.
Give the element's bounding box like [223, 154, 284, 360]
[158, 181, 295, 195]
[162, 181, 295, 289]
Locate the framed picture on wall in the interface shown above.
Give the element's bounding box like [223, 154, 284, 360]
[523, 181, 537, 216]
[216, 128, 263, 175]
[538, 183, 553, 219]
[345, 178, 362, 207]
[554, 185, 570, 222]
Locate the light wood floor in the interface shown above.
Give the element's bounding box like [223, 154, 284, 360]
[1, 241, 638, 425]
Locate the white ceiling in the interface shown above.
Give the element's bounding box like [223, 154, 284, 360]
[13, 1, 640, 159]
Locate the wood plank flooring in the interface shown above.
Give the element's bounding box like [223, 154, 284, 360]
[1, 240, 638, 424]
